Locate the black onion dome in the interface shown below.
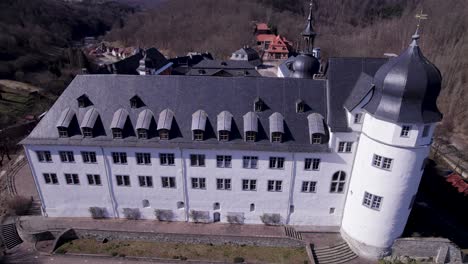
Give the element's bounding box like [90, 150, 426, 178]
[364, 33, 442, 123]
[291, 54, 320, 79]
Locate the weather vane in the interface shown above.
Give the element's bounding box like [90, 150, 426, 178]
[415, 10, 428, 29]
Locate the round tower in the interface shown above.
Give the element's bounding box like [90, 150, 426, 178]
[341, 30, 443, 259]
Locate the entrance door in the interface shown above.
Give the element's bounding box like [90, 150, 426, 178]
[213, 212, 221, 222]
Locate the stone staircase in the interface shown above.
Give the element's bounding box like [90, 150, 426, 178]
[284, 226, 303, 240]
[311, 242, 358, 264]
[25, 199, 42, 216]
[0, 223, 23, 250]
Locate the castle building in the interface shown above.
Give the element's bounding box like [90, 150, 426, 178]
[21, 5, 442, 260]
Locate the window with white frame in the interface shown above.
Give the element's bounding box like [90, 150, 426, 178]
[304, 158, 320, 170]
[216, 178, 231, 190]
[191, 177, 206, 189]
[81, 151, 97, 163]
[330, 171, 346, 193]
[422, 125, 430, 138]
[112, 152, 127, 164]
[216, 155, 232, 168]
[159, 153, 175, 166]
[43, 173, 58, 184]
[242, 179, 257, 191]
[400, 125, 411, 137]
[159, 129, 169, 140]
[137, 129, 148, 139]
[58, 127, 68, 137]
[136, 152, 151, 165]
[59, 151, 74, 163]
[267, 180, 282, 192]
[190, 154, 205, 167]
[193, 130, 204, 141]
[354, 113, 363, 124]
[242, 156, 258, 169]
[338, 142, 353, 153]
[116, 175, 130, 186]
[271, 132, 282, 143]
[83, 127, 93, 138]
[87, 174, 101, 185]
[362, 191, 383, 210]
[65, 173, 79, 185]
[37, 151, 52, 163]
[312, 134, 322, 144]
[112, 128, 122, 139]
[138, 176, 153, 187]
[219, 130, 229, 141]
[372, 154, 393, 170]
[301, 181, 317, 193]
[269, 157, 285, 169]
[161, 177, 176, 188]
[245, 131, 257, 142]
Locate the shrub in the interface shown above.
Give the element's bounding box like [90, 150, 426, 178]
[111, 252, 118, 257]
[233, 256, 245, 263]
[227, 214, 245, 224]
[55, 247, 67, 254]
[6, 195, 32, 216]
[154, 209, 174, 221]
[189, 210, 209, 223]
[89, 207, 107, 219]
[260, 213, 281, 225]
[122, 208, 140, 220]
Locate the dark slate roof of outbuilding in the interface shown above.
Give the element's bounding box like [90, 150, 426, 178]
[326, 57, 388, 132]
[22, 75, 329, 152]
[187, 60, 260, 77]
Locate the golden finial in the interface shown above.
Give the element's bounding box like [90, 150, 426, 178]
[415, 10, 428, 29]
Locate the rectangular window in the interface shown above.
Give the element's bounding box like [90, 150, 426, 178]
[136, 152, 151, 165]
[246, 131, 256, 142]
[58, 127, 68, 137]
[338, 142, 353, 153]
[81, 151, 97, 163]
[159, 129, 169, 140]
[243, 156, 258, 169]
[301, 181, 317, 193]
[83, 127, 93, 138]
[216, 178, 231, 190]
[36, 151, 52, 163]
[269, 157, 285, 169]
[219, 130, 229, 141]
[112, 152, 127, 164]
[400, 125, 411, 137]
[65, 173, 79, 185]
[43, 173, 58, 184]
[330, 171, 346, 193]
[354, 113, 363, 124]
[312, 134, 322, 144]
[193, 130, 204, 141]
[216, 155, 232, 168]
[137, 129, 147, 139]
[87, 174, 101, 185]
[267, 180, 282, 192]
[242, 179, 257, 191]
[59, 151, 75, 163]
[116, 175, 130, 186]
[159, 153, 175, 166]
[304, 158, 320, 170]
[422, 125, 430, 138]
[138, 176, 153, 187]
[191, 177, 206, 189]
[372, 154, 393, 170]
[271, 132, 282, 143]
[112, 129, 122, 139]
[161, 177, 176, 188]
[190, 154, 205, 167]
[362, 191, 383, 210]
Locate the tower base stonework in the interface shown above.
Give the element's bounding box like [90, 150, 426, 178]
[341, 228, 391, 260]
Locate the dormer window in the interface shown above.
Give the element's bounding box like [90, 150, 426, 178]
[254, 98, 264, 112]
[77, 94, 92, 108]
[130, 95, 144, 109]
[312, 134, 322, 144]
[219, 130, 229, 141]
[58, 127, 68, 138]
[272, 132, 282, 143]
[112, 128, 122, 139]
[193, 130, 204, 141]
[83, 128, 93, 138]
[137, 129, 148, 139]
[159, 129, 169, 140]
[296, 100, 305, 113]
[130, 99, 137, 108]
[246, 131, 256, 142]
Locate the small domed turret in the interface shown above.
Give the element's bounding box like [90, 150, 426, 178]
[291, 54, 320, 79]
[364, 30, 442, 123]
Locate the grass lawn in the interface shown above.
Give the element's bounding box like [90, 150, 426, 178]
[56, 239, 309, 264]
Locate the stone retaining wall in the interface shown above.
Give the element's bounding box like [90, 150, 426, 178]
[73, 228, 305, 248]
[391, 237, 463, 263]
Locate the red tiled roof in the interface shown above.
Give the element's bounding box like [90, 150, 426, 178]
[446, 173, 468, 196]
[256, 34, 276, 42]
[256, 23, 270, 31]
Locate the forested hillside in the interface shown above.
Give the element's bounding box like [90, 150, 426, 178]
[106, 0, 467, 142]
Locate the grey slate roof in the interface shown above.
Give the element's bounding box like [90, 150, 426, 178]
[81, 107, 99, 128]
[243, 112, 259, 133]
[135, 109, 154, 130]
[187, 60, 260, 77]
[21, 75, 329, 153]
[269, 112, 284, 134]
[344, 72, 373, 111]
[157, 109, 174, 130]
[326, 57, 388, 132]
[191, 110, 208, 131]
[56, 108, 75, 128]
[217, 111, 232, 131]
[307, 113, 325, 135]
[110, 108, 129, 129]
[231, 47, 262, 67]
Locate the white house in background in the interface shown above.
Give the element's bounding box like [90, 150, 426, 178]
[21, 6, 443, 261]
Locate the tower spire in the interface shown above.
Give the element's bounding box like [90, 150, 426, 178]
[411, 10, 428, 47]
[301, 0, 316, 54]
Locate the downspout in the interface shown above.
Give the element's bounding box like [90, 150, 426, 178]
[23, 146, 48, 217]
[100, 146, 119, 218]
[286, 153, 297, 225]
[179, 148, 189, 221]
